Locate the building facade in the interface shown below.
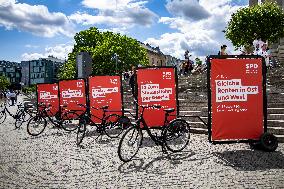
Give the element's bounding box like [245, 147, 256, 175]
[0, 60, 22, 89]
[21, 56, 64, 86]
[140, 43, 167, 66]
[165, 55, 182, 67]
[140, 42, 182, 68]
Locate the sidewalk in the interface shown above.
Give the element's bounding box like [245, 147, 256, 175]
[0, 97, 284, 188]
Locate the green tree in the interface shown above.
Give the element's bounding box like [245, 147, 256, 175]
[195, 57, 202, 65]
[0, 76, 10, 91]
[58, 27, 149, 79]
[225, 2, 284, 48]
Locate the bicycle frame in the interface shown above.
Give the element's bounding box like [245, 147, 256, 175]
[134, 106, 171, 145]
[36, 104, 65, 127]
[2, 102, 28, 119]
[76, 105, 114, 131]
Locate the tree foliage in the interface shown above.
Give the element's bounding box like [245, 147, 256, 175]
[58, 27, 149, 79]
[22, 84, 36, 94]
[195, 57, 202, 65]
[0, 76, 10, 91]
[225, 2, 284, 48]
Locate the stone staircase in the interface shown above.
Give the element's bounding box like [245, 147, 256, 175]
[122, 63, 284, 142]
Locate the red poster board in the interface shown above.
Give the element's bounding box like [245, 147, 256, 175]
[37, 83, 59, 116]
[59, 79, 86, 119]
[209, 57, 265, 141]
[136, 67, 177, 127]
[88, 76, 123, 123]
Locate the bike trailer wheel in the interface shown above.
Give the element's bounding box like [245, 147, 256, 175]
[104, 114, 125, 138]
[164, 119, 190, 153]
[259, 132, 278, 152]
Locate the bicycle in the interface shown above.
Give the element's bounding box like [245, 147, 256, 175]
[76, 104, 127, 146]
[27, 103, 82, 136]
[117, 103, 190, 162]
[0, 101, 33, 129]
[14, 103, 34, 129]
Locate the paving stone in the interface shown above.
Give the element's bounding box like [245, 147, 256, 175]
[1, 105, 284, 188]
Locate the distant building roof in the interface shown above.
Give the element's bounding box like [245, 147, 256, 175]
[139, 42, 164, 55]
[40, 55, 65, 63]
[0, 60, 21, 68]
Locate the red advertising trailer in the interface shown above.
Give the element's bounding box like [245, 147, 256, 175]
[136, 67, 178, 127]
[59, 79, 87, 119]
[37, 83, 59, 116]
[207, 55, 278, 151]
[88, 75, 123, 123]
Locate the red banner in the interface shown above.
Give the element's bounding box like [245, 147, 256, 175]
[210, 58, 264, 141]
[37, 83, 59, 116]
[59, 79, 86, 119]
[136, 67, 177, 127]
[88, 76, 123, 123]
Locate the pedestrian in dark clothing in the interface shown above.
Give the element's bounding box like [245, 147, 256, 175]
[129, 66, 136, 97]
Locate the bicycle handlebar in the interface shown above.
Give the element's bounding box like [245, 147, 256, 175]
[78, 104, 110, 111]
[132, 99, 161, 109]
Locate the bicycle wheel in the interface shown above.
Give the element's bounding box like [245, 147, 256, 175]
[0, 110, 6, 124]
[163, 119, 190, 153]
[27, 115, 47, 136]
[104, 114, 125, 138]
[118, 125, 143, 162]
[61, 112, 80, 132]
[76, 120, 86, 146]
[14, 110, 25, 129]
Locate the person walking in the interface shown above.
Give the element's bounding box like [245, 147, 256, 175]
[184, 50, 192, 76]
[129, 65, 136, 97]
[259, 43, 271, 68]
[218, 45, 228, 55]
[9, 90, 16, 106]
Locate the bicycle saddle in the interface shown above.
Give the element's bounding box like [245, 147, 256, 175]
[101, 105, 109, 109]
[164, 108, 175, 113]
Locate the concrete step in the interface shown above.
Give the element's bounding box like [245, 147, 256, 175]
[275, 135, 284, 143]
[267, 127, 284, 135]
[190, 127, 208, 134]
[267, 120, 284, 127]
[267, 114, 284, 120]
[267, 108, 284, 114]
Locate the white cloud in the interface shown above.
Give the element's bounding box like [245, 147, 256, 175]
[25, 44, 40, 48]
[145, 0, 244, 60]
[21, 44, 73, 61]
[82, 0, 148, 10]
[0, 0, 74, 37]
[69, 0, 157, 29]
[166, 0, 210, 21]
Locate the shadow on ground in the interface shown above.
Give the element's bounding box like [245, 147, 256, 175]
[118, 150, 196, 174]
[214, 150, 284, 171]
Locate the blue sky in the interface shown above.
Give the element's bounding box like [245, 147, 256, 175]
[0, 0, 248, 62]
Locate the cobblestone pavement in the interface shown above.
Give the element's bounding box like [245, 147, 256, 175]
[0, 101, 284, 188]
